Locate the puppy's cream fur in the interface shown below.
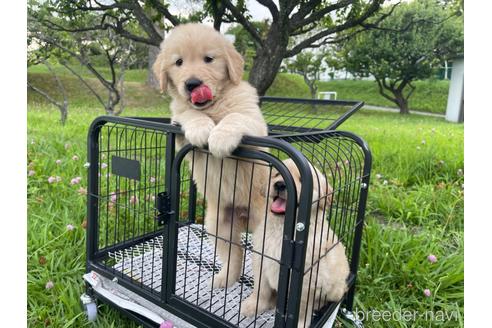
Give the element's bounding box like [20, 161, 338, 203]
[241, 159, 350, 327]
[153, 23, 268, 288]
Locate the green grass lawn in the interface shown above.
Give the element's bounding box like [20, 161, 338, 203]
[27, 71, 462, 327]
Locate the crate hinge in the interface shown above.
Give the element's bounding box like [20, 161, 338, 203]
[286, 240, 305, 271]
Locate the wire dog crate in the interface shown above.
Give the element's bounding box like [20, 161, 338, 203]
[83, 97, 371, 328]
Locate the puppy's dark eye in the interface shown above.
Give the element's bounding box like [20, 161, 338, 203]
[175, 58, 183, 66]
[204, 56, 214, 63]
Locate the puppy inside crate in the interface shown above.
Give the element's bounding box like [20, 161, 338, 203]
[174, 148, 352, 328]
[150, 22, 352, 327]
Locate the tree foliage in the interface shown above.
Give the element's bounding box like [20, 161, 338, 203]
[30, 0, 392, 95]
[28, 1, 140, 116]
[286, 52, 326, 99]
[336, 0, 463, 113]
[226, 21, 270, 71]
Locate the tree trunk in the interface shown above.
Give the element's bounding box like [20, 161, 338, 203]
[394, 91, 410, 114]
[147, 25, 164, 89]
[308, 82, 318, 113]
[60, 102, 68, 125]
[147, 44, 161, 89]
[248, 25, 289, 96]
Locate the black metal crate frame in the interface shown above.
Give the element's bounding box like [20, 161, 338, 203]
[85, 97, 371, 328]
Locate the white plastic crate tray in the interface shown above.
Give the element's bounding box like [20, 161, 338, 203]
[104, 224, 337, 328]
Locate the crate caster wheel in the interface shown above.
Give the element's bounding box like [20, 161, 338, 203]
[340, 308, 363, 328]
[81, 293, 98, 322]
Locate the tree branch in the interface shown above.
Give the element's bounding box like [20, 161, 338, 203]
[404, 81, 416, 101]
[285, 0, 384, 57]
[210, 0, 226, 30]
[222, 0, 264, 47]
[359, 4, 458, 33]
[290, 23, 318, 36]
[146, 0, 180, 26]
[289, 0, 322, 27]
[27, 82, 61, 108]
[290, 2, 401, 52]
[38, 15, 159, 46]
[33, 0, 166, 46]
[44, 59, 68, 109]
[257, 0, 279, 21]
[128, 0, 164, 43]
[290, 0, 354, 31]
[60, 61, 107, 109]
[27, 59, 68, 123]
[376, 78, 397, 103]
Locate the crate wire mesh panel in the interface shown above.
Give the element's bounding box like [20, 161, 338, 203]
[260, 97, 363, 134]
[86, 97, 371, 328]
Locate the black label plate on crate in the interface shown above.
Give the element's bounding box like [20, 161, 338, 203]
[111, 156, 141, 180]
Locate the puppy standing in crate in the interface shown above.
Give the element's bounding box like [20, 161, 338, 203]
[242, 159, 350, 327]
[153, 23, 268, 288]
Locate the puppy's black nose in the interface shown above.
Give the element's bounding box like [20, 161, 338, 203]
[185, 78, 202, 93]
[274, 181, 286, 192]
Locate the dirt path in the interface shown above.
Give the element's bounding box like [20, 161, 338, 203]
[363, 104, 445, 118]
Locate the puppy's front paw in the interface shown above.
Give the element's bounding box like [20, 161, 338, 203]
[240, 295, 258, 317]
[209, 267, 240, 289]
[208, 128, 242, 158]
[184, 121, 214, 148]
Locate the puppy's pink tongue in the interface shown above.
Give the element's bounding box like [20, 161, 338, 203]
[191, 85, 213, 104]
[271, 197, 287, 214]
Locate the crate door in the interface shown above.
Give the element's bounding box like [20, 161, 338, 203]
[165, 145, 298, 328]
[87, 120, 173, 303]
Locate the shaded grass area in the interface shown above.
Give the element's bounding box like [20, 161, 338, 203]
[28, 64, 148, 83]
[27, 72, 168, 111]
[27, 98, 463, 327]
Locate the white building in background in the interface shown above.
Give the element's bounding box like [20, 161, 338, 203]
[445, 56, 464, 123]
[319, 69, 374, 81]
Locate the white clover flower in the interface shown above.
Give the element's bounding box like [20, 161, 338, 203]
[427, 254, 437, 263]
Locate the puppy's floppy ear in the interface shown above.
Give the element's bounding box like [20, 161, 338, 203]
[224, 41, 244, 85]
[152, 45, 168, 92]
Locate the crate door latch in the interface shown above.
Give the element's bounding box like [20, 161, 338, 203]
[155, 192, 173, 225]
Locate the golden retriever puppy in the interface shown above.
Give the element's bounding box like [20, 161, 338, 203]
[241, 159, 350, 327]
[153, 23, 268, 288]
